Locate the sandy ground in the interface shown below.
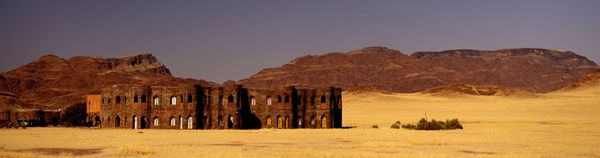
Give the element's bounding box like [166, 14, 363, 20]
[1, 88, 599, 158]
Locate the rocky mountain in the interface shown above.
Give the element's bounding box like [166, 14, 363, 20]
[0, 53, 215, 110]
[561, 69, 600, 91]
[239, 47, 599, 93]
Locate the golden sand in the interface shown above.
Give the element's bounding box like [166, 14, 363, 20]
[1, 88, 599, 157]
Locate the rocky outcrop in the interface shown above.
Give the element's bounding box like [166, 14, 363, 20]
[421, 83, 532, 96]
[561, 69, 600, 91]
[0, 53, 215, 110]
[239, 47, 599, 93]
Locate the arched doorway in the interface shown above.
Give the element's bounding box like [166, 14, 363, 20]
[321, 115, 327, 128]
[227, 115, 234, 129]
[115, 116, 121, 127]
[310, 115, 316, 128]
[266, 116, 272, 128]
[140, 116, 147, 129]
[133, 116, 138, 129]
[187, 116, 193, 129]
[284, 116, 290, 129]
[179, 116, 183, 129]
[94, 116, 101, 127]
[277, 116, 283, 129]
[298, 116, 303, 128]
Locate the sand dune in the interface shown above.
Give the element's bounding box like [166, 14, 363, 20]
[1, 89, 599, 157]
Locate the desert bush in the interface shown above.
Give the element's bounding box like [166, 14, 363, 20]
[402, 118, 463, 130]
[372, 125, 379, 129]
[390, 121, 401, 129]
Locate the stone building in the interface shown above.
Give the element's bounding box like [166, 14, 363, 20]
[0, 109, 61, 127]
[86, 84, 342, 129]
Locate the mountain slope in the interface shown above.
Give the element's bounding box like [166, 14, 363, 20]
[239, 47, 599, 93]
[0, 53, 215, 110]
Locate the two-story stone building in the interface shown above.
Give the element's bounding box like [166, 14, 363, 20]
[86, 84, 342, 129]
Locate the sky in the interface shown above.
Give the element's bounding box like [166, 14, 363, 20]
[1, 0, 599, 83]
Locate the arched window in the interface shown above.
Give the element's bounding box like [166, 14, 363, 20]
[250, 96, 256, 106]
[101, 98, 104, 104]
[108, 98, 111, 104]
[116, 96, 121, 104]
[170, 96, 177, 106]
[277, 96, 282, 103]
[321, 95, 326, 103]
[310, 96, 316, 105]
[266, 96, 272, 105]
[153, 117, 159, 127]
[266, 116, 272, 127]
[170, 117, 176, 126]
[153, 96, 160, 106]
[134, 95, 138, 103]
[141, 95, 147, 103]
[228, 95, 234, 103]
[124, 96, 128, 106]
[187, 94, 193, 103]
[284, 95, 289, 103]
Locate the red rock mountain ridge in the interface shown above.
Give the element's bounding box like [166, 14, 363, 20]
[239, 47, 599, 93]
[0, 53, 215, 110]
[562, 69, 600, 91]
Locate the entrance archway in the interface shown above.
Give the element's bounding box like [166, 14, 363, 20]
[179, 116, 183, 129]
[277, 116, 283, 129]
[187, 116, 193, 129]
[140, 116, 147, 129]
[284, 116, 290, 129]
[227, 115, 234, 129]
[133, 116, 138, 129]
[94, 116, 101, 127]
[321, 115, 327, 128]
[115, 116, 121, 127]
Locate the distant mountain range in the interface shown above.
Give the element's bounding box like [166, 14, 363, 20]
[239, 47, 598, 93]
[1, 47, 598, 110]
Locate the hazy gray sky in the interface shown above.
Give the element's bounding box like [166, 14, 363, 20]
[1, 0, 599, 83]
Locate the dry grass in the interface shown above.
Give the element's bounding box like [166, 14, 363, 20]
[1, 89, 599, 157]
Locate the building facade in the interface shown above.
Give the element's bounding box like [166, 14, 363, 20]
[86, 84, 342, 129]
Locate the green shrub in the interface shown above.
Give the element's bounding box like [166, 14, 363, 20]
[402, 118, 463, 130]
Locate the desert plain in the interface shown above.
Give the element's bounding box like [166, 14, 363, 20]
[1, 87, 599, 158]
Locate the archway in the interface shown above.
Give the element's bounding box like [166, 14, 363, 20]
[284, 115, 290, 129]
[94, 116, 101, 127]
[140, 116, 147, 129]
[179, 116, 183, 129]
[227, 115, 234, 129]
[133, 116, 138, 129]
[321, 115, 327, 128]
[266, 116, 272, 128]
[310, 115, 316, 128]
[187, 116, 193, 129]
[115, 116, 121, 127]
[277, 116, 283, 129]
[298, 116, 302, 128]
